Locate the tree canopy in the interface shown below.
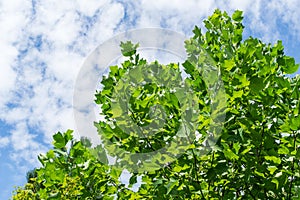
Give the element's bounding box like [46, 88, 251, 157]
[12, 9, 300, 199]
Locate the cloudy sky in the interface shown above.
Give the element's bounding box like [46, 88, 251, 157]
[1, 0, 300, 198]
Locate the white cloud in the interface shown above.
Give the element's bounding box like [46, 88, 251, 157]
[0, 0, 31, 107]
[7, 122, 48, 169]
[76, 0, 109, 16]
[43, 50, 83, 81]
[266, 0, 300, 38]
[137, 0, 215, 32]
[0, 46, 17, 103]
[11, 123, 37, 151]
[47, 12, 81, 46]
[0, 137, 9, 148]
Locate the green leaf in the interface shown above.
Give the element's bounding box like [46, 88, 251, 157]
[254, 170, 265, 178]
[239, 74, 250, 87]
[281, 56, 299, 74]
[278, 146, 289, 155]
[129, 174, 137, 185]
[290, 116, 300, 130]
[223, 148, 239, 160]
[267, 166, 277, 175]
[232, 10, 243, 22]
[232, 90, 243, 99]
[173, 164, 190, 173]
[224, 59, 235, 71]
[64, 129, 73, 142]
[166, 179, 179, 195]
[53, 132, 66, 149]
[250, 77, 265, 92]
[241, 144, 253, 155]
[110, 168, 122, 180]
[271, 179, 279, 189]
[182, 60, 195, 74]
[91, 145, 108, 165]
[109, 65, 119, 76]
[110, 104, 123, 118]
[264, 156, 281, 164]
[120, 41, 139, 57]
[192, 26, 201, 37]
[233, 142, 241, 154]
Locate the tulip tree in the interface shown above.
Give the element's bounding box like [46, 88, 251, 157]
[13, 10, 300, 199]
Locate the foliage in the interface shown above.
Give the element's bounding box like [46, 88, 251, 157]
[12, 130, 126, 199]
[12, 10, 300, 199]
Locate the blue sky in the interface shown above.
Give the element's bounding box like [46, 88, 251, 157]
[1, 0, 300, 199]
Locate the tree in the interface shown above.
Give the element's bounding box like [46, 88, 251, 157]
[12, 9, 300, 199]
